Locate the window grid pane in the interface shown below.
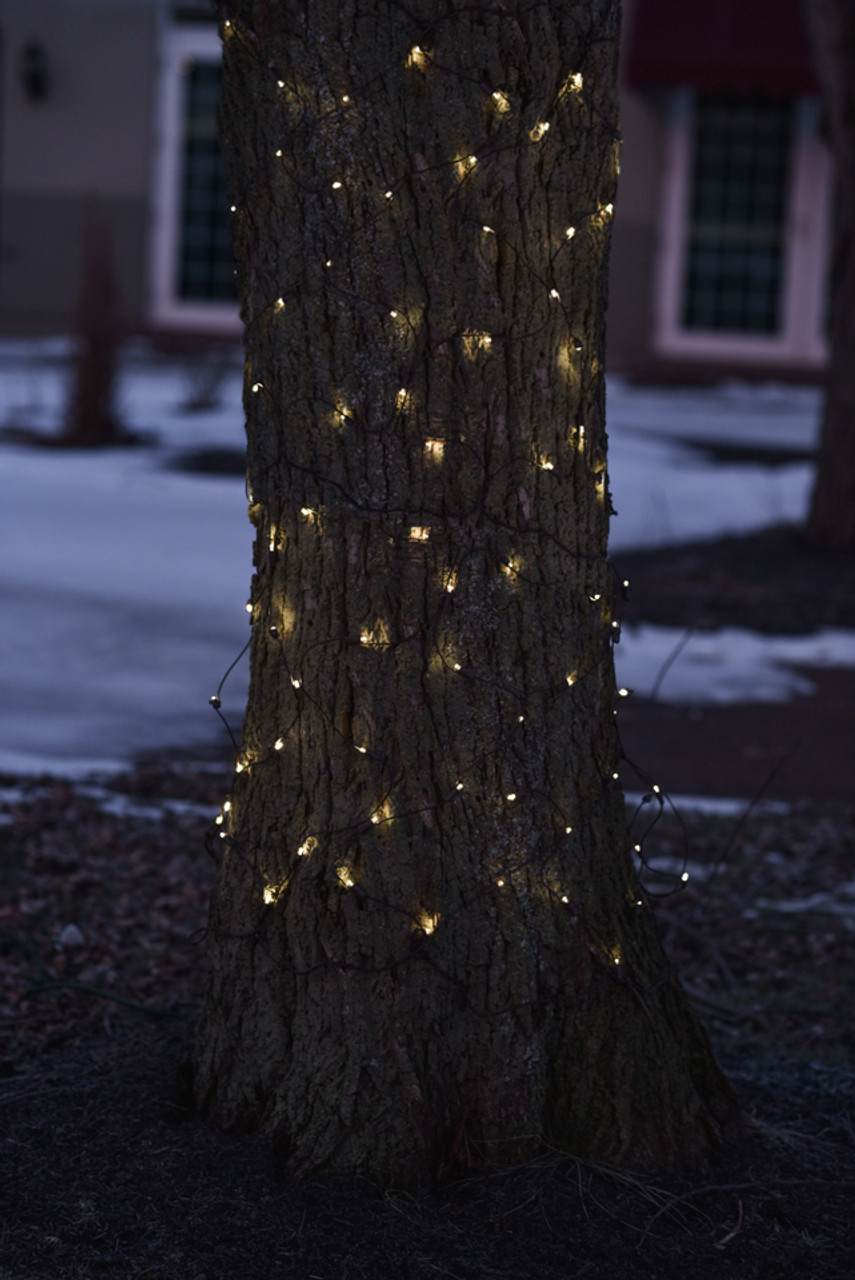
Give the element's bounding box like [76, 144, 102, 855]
[682, 93, 793, 334]
[179, 62, 236, 302]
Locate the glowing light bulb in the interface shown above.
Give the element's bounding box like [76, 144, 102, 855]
[618, 687, 629, 698]
[496, 878, 505, 887]
[275, 149, 282, 157]
[409, 526, 430, 542]
[274, 738, 284, 751]
[518, 715, 524, 723]
[274, 297, 285, 312]
[341, 94, 350, 104]
[297, 838, 316, 857]
[565, 226, 576, 239]
[332, 181, 342, 190]
[681, 872, 690, 882]
[389, 309, 399, 318]
[550, 288, 560, 300]
[566, 673, 577, 686]
[235, 762, 245, 773]
[506, 792, 516, 802]
[589, 593, 601, 602]
[337, 865, 355, 889]
[652, 784, 661, 794]
[325, 259, 332, 267]
[561, 894, 569, 903]
[215, 814, 223, 825]
[483, 225, 495, 235]
[355, 745, 367, 754]
[491, 89, 510, 114]
[612, 771, 619, 780]
[223, 801, 231, 812]
[245, 600, 253, 613]
[456, 781, 464, 791]
[251, 382, 263, 393]
[453, 662, 461, 671]
[530, 121, 550, 141]
[385, 190, 393, 200]
[424, 438, 444, 461]
[290, 676, 302, 689]
[603, 203, 614, 216]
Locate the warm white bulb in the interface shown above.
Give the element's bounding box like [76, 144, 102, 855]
[332, 181, 342, 190]
[274, 738, 284, 750]
[565, 226, 576, 239]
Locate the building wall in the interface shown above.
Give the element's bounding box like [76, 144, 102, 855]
[0, 0, 159, 332]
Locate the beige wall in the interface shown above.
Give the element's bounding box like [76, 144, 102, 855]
[0, 0, 159, 330]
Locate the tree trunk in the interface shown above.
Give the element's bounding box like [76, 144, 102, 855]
[194, 0, 737, 1183]
[803, 0, 855, 550]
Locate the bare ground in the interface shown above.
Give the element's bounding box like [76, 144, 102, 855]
[1, 523, 854, 1279]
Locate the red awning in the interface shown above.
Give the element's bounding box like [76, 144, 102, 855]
[626, 0, 817, 95]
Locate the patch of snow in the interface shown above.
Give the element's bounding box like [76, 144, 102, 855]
[0, 340, 834, 776]
[615, 625, 855, 704]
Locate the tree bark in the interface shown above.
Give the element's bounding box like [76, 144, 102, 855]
[803, 0, 855, 550]
[193, 0, 737, 1184]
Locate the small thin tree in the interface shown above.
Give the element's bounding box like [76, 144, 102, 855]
[193, 0, 737, 1184]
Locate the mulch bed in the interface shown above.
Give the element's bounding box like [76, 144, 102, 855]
[1, 523, 854, 1278]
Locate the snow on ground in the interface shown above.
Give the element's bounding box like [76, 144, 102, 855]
[0, 339, 850, 777]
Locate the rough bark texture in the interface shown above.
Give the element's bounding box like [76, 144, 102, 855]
[804, 0, 855, 549]
[193, 0, 737, 1183]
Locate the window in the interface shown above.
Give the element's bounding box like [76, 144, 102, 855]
[149, 26, 240, 333]
[654, 89, 830, 366]
[178, 62, 236, 302]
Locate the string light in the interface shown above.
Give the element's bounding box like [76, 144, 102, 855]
[409, 526, 430, 541]
[618, 687, 630, 698]
[565, 226, 576, 239]
[417, 911, 439, 934]
[251, 382, 263, 393]
[290, 676, 302, 689]
[341, 94, 350, 104]
[566, 672, 577, 686]
[423, 438, 444, 461]
[455, 781, 464, 790]
[549, 288, 561, 301]
[274, 737, 284, 750]
[337, 865, 356, 889]
[297, 837, 317, 857]
[496, 878, 505, 887]
[482, 225, 495, 235]
[506, 793, 516, 802]
[462, 331, 492, 359]
[355, 745, 367, 754]
[274, 297, 285, 312]
[530, 121, 550, 142]
[332, 181, 343, 190]
[407, 45, 429, 70]
[565, 825, 573, 834]
[681, 872, 690, 882]
[385, 190, 393, 200]
[491, 89, 510, 114]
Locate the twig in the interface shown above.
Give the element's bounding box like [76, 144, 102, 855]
[713, 1198, 743, 1248]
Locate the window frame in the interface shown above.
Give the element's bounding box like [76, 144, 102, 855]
[148, 25, 241, 334]
[653, 88, 830, 367]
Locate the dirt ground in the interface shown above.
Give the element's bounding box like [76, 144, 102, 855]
[1, 524, 854, 1279]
